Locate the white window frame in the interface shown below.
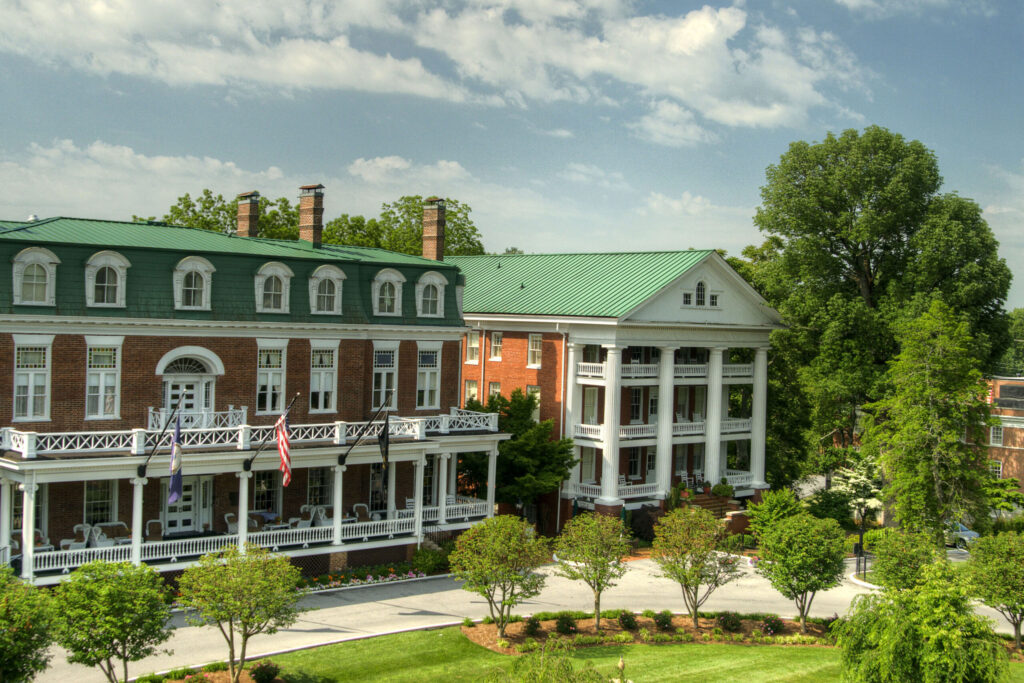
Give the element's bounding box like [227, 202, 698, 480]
[489, 381, 501, 398]
[527, 385, 541, 422]
[709, 293, 720, 307]
[416, 341, 442, 409]
[372, 340, 399, 411]
[991, 425, 1004, 446]
[372, 268, 406, 317]
[83, 480, 117, 526]
[682, 291, 692, 307]
[13, 334, 54, 422]
[416, 270, 448, 318]
[309, 264, 346, 315]
[253, 470, 281, 516]
[173, 256, 215, 311]
[628, 449, 641, 479]
[527, 334, 543, 368]
[990, 460, 1003, 478]
[12, 247, 60, 306]
[466, 331, 480, 363]
[85, 335, 124, 420]
[583, 386, 599, 425]
[648, 387, 659, 425]
[646, 446, 657, 479]
[630, 387, 643, 423]
[580, 447, 597, 484]
[307, 467, 334, 507]
[256, 338, 288, 415]
[490, 332, 503, 360]
[465, 379, 479, 403]
[85, 250, 130, 308]
[309, 339, 339, 414]
[695, 281, 706, 307]
[255, 261, 294, 314]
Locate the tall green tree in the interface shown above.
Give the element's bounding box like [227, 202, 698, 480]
[862, 300, 993, 538]
[54, 561, 172, 683]
[0, 565, 54, 682]
[995, 307, 1024, 376]
[553, 513, 632, 630]
[968, 531, 1024, 650]
[138, 189, 299, 239]
[870, 530, 942, 591]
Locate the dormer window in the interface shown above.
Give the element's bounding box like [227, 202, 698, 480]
[416, 271, 448, 318]
[255, 262, 293, 314]
[12, 247, 60, 306]
[308, 265, 346, 315]
[372, 268, 406, 317]
[85, 250, 130, 308]
[173, 256, 215, 311]
[695, 281, 706, 307]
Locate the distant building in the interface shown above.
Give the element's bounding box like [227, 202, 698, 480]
[987, 376, 1024, 489]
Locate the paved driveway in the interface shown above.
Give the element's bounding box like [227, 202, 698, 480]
[38, 556, 1013, 682]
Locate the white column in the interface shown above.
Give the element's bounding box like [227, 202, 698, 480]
[486, 447, 498, 516]
[413, 458, 425, 542]
[449, 455, 458, 495]
[565, 343, 583, 440]
[386, 464, 397, 520]
[332, 465, 345, 546]
[568, 445, 581, 488]
[656, 346, 678, 499]
[237, 471, 251, 552]
[0, 480, 11, 552]
[704, 347, 725, 486]
[20, 483, 37, 581]
[751, 347, 769, 486]
[131, 477, 147, 566]
[600, 345, 624, 504]
[438, 454, 449, 524]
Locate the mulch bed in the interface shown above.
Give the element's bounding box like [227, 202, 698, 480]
[462, 615, 829, 655]
[163, 671, 281, 682]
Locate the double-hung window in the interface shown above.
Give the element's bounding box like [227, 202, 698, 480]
[465, 380, 479, 403]
[84, 481, 116, 526]
[646, 447, 657, 479]
[628, 449, 641, 479]
[489, 381, 501, 397]
[527, 385, 541, 422]
[309, 343, 337, 413]
[490, 332, 503, 360]
[991, 426, 1004, 446]
[648, 387, 659, 424]
[580, 447, 596, 483]
[990, 460, 1004, 478]
[307, 467, 333, 507]
[416, 345, 441, 409]
[13, 335, 53, 421]
[86, 342, 121, 419]
[253, 470, 281, 515]
[527, 334, 542, 367]
[373, 343, 398, 410]
[257, 341, 287, 414]
[630, 388, 643, 423]
[466, 331, 480, 363]
[255, 262, 293, 314]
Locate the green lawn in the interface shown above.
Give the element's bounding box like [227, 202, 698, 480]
[263, 627, 1024, 682]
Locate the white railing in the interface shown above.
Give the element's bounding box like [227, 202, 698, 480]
[564, 482, 603, 498]
[423, 506, 440, 522]
[34, 544, 132, 572]
[621, 363, 658, 379]
[675, 364, 708, 378]
[723, 363, 754, 378]
[341, 517, 416, 541]
[0, 428, 10, 451]
[726, 470, 754, 487]
[673, 421, 705, 436]
[619, 423, 656, 439]
[619, 482, 659, 498]
[721, 418, 752, 433]
[148, 407, 248, 431]
[446, 409, 499, 432]
[573, 423, 603, 439]
[141, 534, 239, 562]
[576, 362, 605, 378]
[0, 545, 8, 565]
[35, 429, 137, 455]
[445, 499, 490, 520]
[250, 525, 333, 549]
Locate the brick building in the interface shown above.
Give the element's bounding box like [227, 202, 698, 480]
[447, 251, 782, 527]
[986, 376, 1024, 489]
[0, 189, 506, 584]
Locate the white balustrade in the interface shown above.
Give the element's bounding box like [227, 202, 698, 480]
[726, 470, 754, 486]
[618, 482, 659, 498]
[147, 407, 248, 431]
[675, 364, 708, 378]
[721, 418, 752, 433]
[576, 362, 605, 378]
[141, 534, 239, 562]
[563, 482, 603, 498]
[445, 499, 490, 520]
[249, 525, 333, 549]
[673, 421, 706, 436]
[0, 545, 9, 565]
[341, 517, 416, 542]
[619, 423, 657, 439]
[422, 506, 440, 522]
[34, 544, 132, 573]
[621, 363, 658, 379]
[573, 423, 603, 439]
[722, 363, 754, 378]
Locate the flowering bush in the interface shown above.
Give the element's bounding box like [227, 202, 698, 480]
[761, 614, 784, 636]
[183, 672, 212, 683]
[299, 563, 427, 592]
[249, 659, 280, 683]
[555, 613, 577, 635]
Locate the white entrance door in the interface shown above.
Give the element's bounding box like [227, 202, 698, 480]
[163, 476, 198, 533]
[164, 378, 213, 428]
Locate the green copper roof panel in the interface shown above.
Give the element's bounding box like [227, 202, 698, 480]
[448, 250, 713, 318]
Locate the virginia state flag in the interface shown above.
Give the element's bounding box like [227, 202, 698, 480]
[168, 415, 183, 504]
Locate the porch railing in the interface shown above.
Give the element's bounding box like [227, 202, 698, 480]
[673, 421, 705, 436]
[563, 482, 603, 498]
[721, 418, 752, 433]
[141, 534, 239, 562]
[576, 362, 605, 378]
[619, 423, 657, 439]
[573, 423, 603, 439]
[147, 407, 248, 431]
[0, 545, 8, 565]
[725, 470, 754, 487]
[445, 499, 490, 520]
[619, 482, 660, 498]
[249, 525, 333, 549]
[33, 544, 132, 573]
[621, 363, 658, 379]
[562, 481, 660, 499]
[674, 363, 708, 378]
[722, 363, 754, 378]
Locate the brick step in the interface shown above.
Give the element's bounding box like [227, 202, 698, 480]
[688, 493, 740, 519]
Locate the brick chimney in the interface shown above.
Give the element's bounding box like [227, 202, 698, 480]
[236, 191, 260, 238]
[422, 196, 445, 261]
[299, 184, 325, 247]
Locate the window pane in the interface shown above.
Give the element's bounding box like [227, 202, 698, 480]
[22, 264, 47, 302]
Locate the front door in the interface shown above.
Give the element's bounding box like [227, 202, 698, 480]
[163, 476, 198, 533]
[164, 378, 213, 428]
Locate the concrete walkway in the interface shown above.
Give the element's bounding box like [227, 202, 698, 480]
[39, 556, 1014, 682]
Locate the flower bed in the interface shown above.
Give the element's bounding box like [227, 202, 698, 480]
[304, 568, 428, 591]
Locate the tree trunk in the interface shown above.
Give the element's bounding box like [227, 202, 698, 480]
[594, 591, 601, 630]
[1015, 621, 1021, 651]
[236, 634, 249, 683]
[123, 658, 129, 683]
[800, 612, 807, 634]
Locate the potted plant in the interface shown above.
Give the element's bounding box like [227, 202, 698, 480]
[710, 477, 734, 498]
[701, 480, 712, 495]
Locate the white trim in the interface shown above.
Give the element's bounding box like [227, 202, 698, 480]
[155, 347, 226, 375]
[416, 340, 443, 352]
[372, 268, 406, 317]
[82, 480, 118, 526]
[254, 262, 294, 314]
[309, 341, 339, 414]
[12, 247, 60, 307]
[84, 250, 131, 308]
[990, 425, 1004, 447]
[308, 265, 346, 316]
[465, 330, 480, 364]
[84, 335, 125, 347]
[256, 338, 290, 350]
[372, 340, 399, 410]
[373, 339, 400, 352]
[12, 338, 53, 422]
[416, 345, 442, 410]
[173, 256, 215, 311]
[527, 333, 543, 368]
[85, 340, 123, 420]
[256, 341, 288, 415]
[416, 271, 448, 318]
[489, 331, 503, 360]
[12, 334, 55, 346]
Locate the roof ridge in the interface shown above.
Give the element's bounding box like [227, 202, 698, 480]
[449, 249, 714, 259]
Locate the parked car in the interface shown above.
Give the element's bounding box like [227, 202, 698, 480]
[944, 521, 979, 550]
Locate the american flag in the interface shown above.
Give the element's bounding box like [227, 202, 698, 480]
[276, 413, 291, 486]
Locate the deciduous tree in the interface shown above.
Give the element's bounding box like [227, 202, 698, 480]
[140, 189, 299, 239]
[746, 488, 802, 542]
[870, 530, 941, 591]
[324, 196, 485, 256]
[554, 513, 632, 630]
[968, 531, 1024, 651]
[0, 565, 54, 682]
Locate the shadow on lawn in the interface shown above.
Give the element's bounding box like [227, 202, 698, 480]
[280, 673, 333, 683]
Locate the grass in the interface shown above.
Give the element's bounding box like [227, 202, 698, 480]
[260, 627, 1024, 682]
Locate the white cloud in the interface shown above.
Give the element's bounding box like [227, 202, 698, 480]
[627, 101, 717, 147]
[557, 163, 630, 190]
[636, 190, 759, 255]
[832, 0, 996, 17]
[983, 161, 1024, 308]
[347, 156, 471, 186]
[538, 128, 575, 138]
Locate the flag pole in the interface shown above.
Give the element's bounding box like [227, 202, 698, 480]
[336, 389, 395, 467]
[137, 394, 185, 478]
[243, 392, 301, 471]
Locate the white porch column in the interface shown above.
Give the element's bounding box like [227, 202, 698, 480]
[568, 445, 581, 489]
[237, 471, 251, 552]
[414, 457, 425, 542]
[656, 346, 678, 499]
[332, 465, 345, 546]
[130, 477, 147, 566]
[565, 343, 583, 440]
[486, 446, 498, 516]
[599, 345, 624, 504]
[751, 347, 769, 486]
[20, 483, 37, 581]
[448, 455, 458, 495]
[0, 479, 11, 552]
[437, 454, 449, 524]
[704, 347, 725, 486]
[387, 464, 397, 520]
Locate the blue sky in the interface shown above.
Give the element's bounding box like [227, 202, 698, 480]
[1, 0, 1022, 307]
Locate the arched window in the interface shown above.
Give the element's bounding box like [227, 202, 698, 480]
[308, 264, 346, 315]
[85, 250, 130, 308]
[173, 256, 215, 311]
[94, 267, 117, 304]
[415, 270, 448, 318]
[254, 262, 293, 313]
[372, 268, 406, 317]
[695, 281, 706, 307]
[12, 247, 60, 306]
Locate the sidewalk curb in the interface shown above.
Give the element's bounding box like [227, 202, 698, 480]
[847, 573, 880, 590]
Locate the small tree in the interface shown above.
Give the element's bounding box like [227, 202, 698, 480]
[968, 531, 1024, 650]
[53, 561, 172, 683]
[832, 451, 883, 552]
[0, 565, 54, 682]
[756, 514, 846, 633]
[554, 513, 632, 630]
[449, 515, 549, 638]
[870, 530, 941, 591]
[652, 507, 741, 628]
[746, 488, 802, 541]
[178, 545, 305, 683]
[836, 562, 1007, 682]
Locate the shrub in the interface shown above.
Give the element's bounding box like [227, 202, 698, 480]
[524, 616, 542, 636]
[804, 488, 854, 529]
[183, 673, 212, 683]
[731, 633, 745, 642]
[641, 609, 656, 619]
[750, 628, 763, 638]
[676, 631, 694, 642]
[555, 613, 577, 635]
[711, 627, 724, 637]
[508, 615, 523, 623]
[572, 635, 602, 646]
[710, 482, 735, 498]
[463, 617, 475, 628]
[497, 639, 510, 649]
[761, 615, 784, 636]
[481, 616, 495, 625]
[136, 675, 165, 683]
[629, 505, 664, 543]
[652, 633, 673, 643]
[600, 609, 624, 620]
[202, 661, 229, 672]
[613, 633, 634, 643]
[618, 611, 638, 631]
[638, 628, 652, 642]
[747, 489, 802, 540]
[166, 667, 194, 679]
[871, 530, 941, 590]
[515, 640, 539, 653]
[716, 611, 742, 632]
[249, 660, 280, 683]
[411, 547, 448, 574]
[743, 534, 756, 549]
[654, 610, 674, 631]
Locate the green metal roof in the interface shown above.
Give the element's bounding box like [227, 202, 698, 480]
[448, 250, 714, 317]
[0, 217, 448, 268]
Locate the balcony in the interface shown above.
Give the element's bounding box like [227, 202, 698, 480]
[573, 420, 706, 442]
[563, 481, 660, 500]
[148, 406, 248, 431]
[721, 418, 752, 434]
[576, 362, 753, 382]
